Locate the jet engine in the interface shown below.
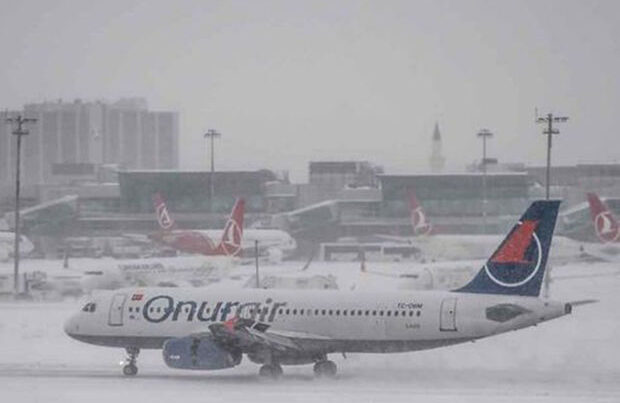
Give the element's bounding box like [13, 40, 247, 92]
[162, 335, 242, 370]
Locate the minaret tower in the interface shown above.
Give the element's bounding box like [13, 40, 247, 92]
[429, 122, 445, 172]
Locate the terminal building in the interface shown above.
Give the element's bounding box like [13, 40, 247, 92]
[3, 107, 620, 258]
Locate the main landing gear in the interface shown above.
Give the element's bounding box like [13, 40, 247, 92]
[122, 347, 140, 376]
[313, 360, 337, 378]
[258, 363, 283, 379]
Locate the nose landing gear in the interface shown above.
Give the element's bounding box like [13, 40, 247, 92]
[122, 347, 140, 376]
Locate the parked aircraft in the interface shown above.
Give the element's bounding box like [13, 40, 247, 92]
[379, 191, 585, 264]
[65, 200, 588, 379]
[150, 193, 296, 261]
[79, 255, 235, 291]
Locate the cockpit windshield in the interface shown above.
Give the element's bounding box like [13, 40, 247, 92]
[82, 302, 97, 313]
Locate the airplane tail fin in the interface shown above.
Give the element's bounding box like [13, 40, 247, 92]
[408, 189, 432, 236]
[153, 192, 177, 231]
[215, 198, 245, 256]
[455, 200, 560, 297]
[586, 192, 620, 243]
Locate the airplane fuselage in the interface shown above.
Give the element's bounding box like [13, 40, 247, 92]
[65, 287, 569, 355]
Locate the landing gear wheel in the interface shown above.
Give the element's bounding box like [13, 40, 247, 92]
[122, 347, 140, 376]
[259, 364, 283, 379]
[313, 360, 337, 378]
[123, 364, 138, 376]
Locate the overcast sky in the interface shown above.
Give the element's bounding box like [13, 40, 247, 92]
[1, 0, 619, 181]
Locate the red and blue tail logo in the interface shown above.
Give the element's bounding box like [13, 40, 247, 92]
[456, 200, 560, 296]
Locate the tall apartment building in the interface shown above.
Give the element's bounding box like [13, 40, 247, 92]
[2, 98, 179, 187]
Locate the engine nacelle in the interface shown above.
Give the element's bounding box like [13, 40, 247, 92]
[162, 336, 241, 370]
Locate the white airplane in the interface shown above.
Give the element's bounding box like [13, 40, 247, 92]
[150, 193, 297, 262]
[78, 255, 237, 291]
[0, 254, 236, 295]
[378, 191, 586, 264]
[65, 200, 588, 379]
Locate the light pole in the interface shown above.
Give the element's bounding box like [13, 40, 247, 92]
[5, 114, 37, 294]
[477, 129, 493, 234]
[536, 113, 568, 200]
[203, 129, 221, 211]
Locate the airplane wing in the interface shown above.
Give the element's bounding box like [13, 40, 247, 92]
[568, 299, 599, 306]
[207, 317, 326, 354]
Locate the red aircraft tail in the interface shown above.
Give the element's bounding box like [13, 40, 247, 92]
[214, 198, 245, 256]
[153, 192, 177, 231]
[408, 190, 433, 236]
[586, 192, 620, 243]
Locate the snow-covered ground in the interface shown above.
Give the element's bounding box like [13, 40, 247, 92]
[0, 261, 619, 403]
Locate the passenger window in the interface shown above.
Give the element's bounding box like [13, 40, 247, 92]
[417, 311, 421, 317]
[321, 309, 326, 315]
[328, 310, 333, 316]
[394, 311, 399, 317]
[409, 311, 414, 317]
[336, 310, 340, 316]
[387, 311, 392, 317]
[343, 310, 347, 316]
[285, 309, 290, 315]
[279, 309, 283, 314]
[357, 310, 362, 316]
[300, 309, 304, 315]
[314, 309, 319, 315]
[365, 310, 369, 316]
[351, 310, 355, 316]
[379, 311, 384, 316]
[292, 309, 297, 315]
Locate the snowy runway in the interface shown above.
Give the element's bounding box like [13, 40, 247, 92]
[1, 262, 619, 403]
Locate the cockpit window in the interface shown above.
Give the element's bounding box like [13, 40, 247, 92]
[82, 302, 97, 313]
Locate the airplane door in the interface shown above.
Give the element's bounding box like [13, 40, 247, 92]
[439, 297, 457, 332]
[108, 294, 127, 326]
